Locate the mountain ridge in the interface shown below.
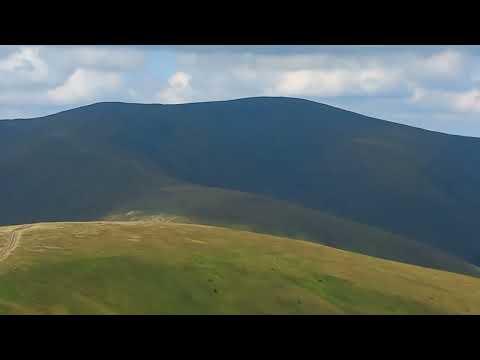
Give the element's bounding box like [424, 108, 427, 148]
[3, 96, 480, 140]
[1, 96, 479, 273]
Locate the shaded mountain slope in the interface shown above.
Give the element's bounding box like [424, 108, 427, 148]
[1, 97, 479, 269]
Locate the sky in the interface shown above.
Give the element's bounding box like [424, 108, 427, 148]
[1, 45, 480, 137]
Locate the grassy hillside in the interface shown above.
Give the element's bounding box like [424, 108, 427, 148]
[1, 97, 480, 270]
[105, 185, 480, 277]
[0, 221, 479, 315]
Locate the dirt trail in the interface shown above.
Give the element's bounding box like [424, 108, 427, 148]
[0, 225, 34, 263]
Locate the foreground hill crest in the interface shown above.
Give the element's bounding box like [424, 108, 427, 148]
[0, 220, 479, 315]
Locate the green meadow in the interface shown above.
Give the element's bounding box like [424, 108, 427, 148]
[0, 221, 478, 315]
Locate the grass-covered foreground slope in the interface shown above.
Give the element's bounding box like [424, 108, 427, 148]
[0, 221, 479, 315]
[106, 185, 480, 277]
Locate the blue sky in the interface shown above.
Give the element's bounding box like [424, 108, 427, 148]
[1, 45, 479, 137]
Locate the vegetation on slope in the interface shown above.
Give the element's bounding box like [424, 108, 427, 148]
[106, 185, 480, 277]
[0, 221, 479, 315]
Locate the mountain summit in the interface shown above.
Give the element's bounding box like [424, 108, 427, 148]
[1, 97, 479, 275]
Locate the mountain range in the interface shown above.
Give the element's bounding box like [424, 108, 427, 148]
[1, 97, 479, 277]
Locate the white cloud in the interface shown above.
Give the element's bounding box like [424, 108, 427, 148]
[155, 72, 192, 103]
[0, 46, 145, 108]
[65, 46, 144, 70]
[0, 47, 49, 87]
[452, 89, 480, 112]
[231, 66, 258, 81]
[47, 68, 122, 104]
[411, 87, 428, 102]
[168, 71, 191, 89]
[272, 67, 400, 97]
[410, 87, 480, 113]
[174, 52, 410, 101]
[414, 49, 464, 78]
[274, 70, 343, 95]
[0, 90, 46, 105]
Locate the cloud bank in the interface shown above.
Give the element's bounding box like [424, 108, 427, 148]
[1, 45, 480, 136]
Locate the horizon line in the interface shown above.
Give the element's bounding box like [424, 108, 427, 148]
[1, 96, 478, 140]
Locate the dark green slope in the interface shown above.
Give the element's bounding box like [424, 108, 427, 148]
[1, 97, 479, 270]
[106, 185, 479, 276]
[0, 124, 178, 225]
